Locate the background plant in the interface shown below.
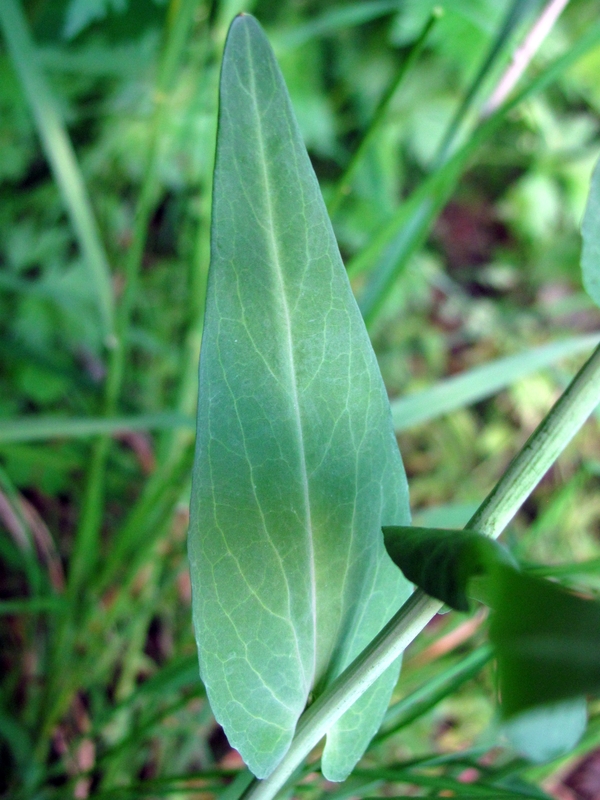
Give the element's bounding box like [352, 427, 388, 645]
[1, 1, 600, 798]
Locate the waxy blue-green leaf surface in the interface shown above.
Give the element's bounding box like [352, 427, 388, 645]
[188, 14, 411, 780]
[582, 154, 600, 307]
[501, 698, 587, 763]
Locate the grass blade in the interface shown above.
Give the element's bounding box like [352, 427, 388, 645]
[276, 0, 403, 50]
[376, 644, 493, 739]
[432, 0, 543, 166]
[391, 334, 600, 431]
[0, 0, 115, 340]
[355, 16, 600, 325]
[0, 413, 194, 445]
[0, 597, 66, 615]
[327, 8, 440, 216]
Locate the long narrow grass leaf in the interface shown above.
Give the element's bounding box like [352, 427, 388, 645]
[0, 413, 194, 445]
[433, 0, 543, 166]
[276, 0, 403, 50]
[356, 17, 600, 325]
[377, 644, 493, 738]
[327, 8, 440, 216]
[0, 597, 67, 614]
[0, 0, 114, 339]
[391, 334, 600, 431]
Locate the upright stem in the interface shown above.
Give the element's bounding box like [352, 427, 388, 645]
[327, 9, 440, 217]
[241, 342, 600, 800]
[481, 0, 571, 117]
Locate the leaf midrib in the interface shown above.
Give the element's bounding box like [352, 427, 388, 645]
[244, 24, 317, 694]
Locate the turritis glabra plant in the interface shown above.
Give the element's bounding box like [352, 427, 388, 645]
[188, 13, 600, 799]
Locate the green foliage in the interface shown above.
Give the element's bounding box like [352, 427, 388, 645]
[501, 698, 588, 764]
[189, 15, 410, 780]
[383, 525, 514, 611]
[491, 567, 600, 716]
[1, 0, 600, 798]
[383, 525, 600, 729]
[64, 0, 128, 40]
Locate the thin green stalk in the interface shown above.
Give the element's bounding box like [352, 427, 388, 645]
[240, 341, 600, 800]
[431, 0, 542, 168]
[465, 342, 600, 534]
[0, 0, 115, 339]
[355, 15, 600, 324]
[327, 8, 440, 217]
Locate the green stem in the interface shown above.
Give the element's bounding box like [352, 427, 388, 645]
[465, 341, 600, 536]
[431, 0, 539, 169]
[327, 8, 440, 218]
[356, 14, 600, 326]
[241, 341, 600, 800]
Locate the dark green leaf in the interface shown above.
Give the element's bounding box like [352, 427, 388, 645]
[383, 525, 600, 753]
[188, 14, 411, 780]
[383, 526, 514, 611]
[490, 566, 600, 717]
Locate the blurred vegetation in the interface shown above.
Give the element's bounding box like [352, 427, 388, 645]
[1, 0, 600, 797]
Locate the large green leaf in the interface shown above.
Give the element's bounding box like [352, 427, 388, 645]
[582, 154, 600, 308]
[188, 14, 411, 780]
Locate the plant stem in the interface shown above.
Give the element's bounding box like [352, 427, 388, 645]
[327, 8, 440, 217]
[481, 0, 571, 117]
[465, 341, 600, 536]
[241, 341, 600, 800]
[431, 0, 539, 169]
